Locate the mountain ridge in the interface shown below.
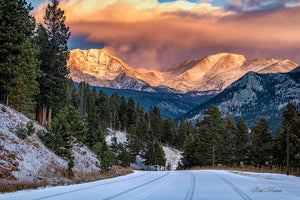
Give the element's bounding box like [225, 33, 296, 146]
[182, 70, 300, 130]
[67, 48, 298, 94]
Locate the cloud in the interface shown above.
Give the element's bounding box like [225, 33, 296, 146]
[226, 0, 300, 11]
[34, 0, 300, 71]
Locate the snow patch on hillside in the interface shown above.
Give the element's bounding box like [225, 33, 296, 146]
[162, 146, 182, 171]
[105, 129, 182, 170]
[105, 128, 127, 146]
[0, 104, 100, 185]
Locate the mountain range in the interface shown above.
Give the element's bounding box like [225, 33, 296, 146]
[183, 70, 300, 130]
[68, 49, 298, 94]
[68, 48, 299, 128]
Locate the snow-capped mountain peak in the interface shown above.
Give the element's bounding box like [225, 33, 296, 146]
[67, 49, 298, 93]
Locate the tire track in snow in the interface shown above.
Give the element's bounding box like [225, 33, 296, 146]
[33, 172, 151, 200]
[214, 172, 252, 200]
[184, 172, 195, 200]
[130, 171, 178, 199]
[102, 172, 170, 200]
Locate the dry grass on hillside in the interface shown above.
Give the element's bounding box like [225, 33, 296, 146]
[188, 165, 300, 177]
[0, 165, 132, 193]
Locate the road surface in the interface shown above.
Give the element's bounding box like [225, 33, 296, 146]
[1, 170, 300, 200]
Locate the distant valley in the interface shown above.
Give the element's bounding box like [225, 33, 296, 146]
[74, 83, 214, 119]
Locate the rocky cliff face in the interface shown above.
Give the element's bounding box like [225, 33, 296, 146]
[183, 71, 300, 130]
[67, 49, 298, 94]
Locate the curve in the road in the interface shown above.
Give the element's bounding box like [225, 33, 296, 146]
[33, 172, 151, 200]
[184, 172, 195, 200]
[214, 172, 252, 200]
[102, 171, 170, 200]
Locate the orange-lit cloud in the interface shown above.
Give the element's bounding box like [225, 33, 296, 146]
[34, 0, 300, 71]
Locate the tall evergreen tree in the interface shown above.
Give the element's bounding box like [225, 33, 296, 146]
[126, 97, 136, 129]
[109, 93, 120, 130]
[39, 0, 71, 126]
[220, 113, 238, 165]
[150, 106, 162, 141]
[182, 133, 198, 168]
[97, 90, 110, 123]
[86, 87, 98, 147]
[235, 118, 249, 164]
[196, 105, 224, 168]
[162, 118, 175, 146]
[272, 125, 286, 168]
[126, 125, 140, 162]
[0, 0, 36, 105]
[9, 38, 39, 117]
[35, 24, 52, 125]
[249, 118, 272, 168]
[154, 140, 166, 170]
[283, 103, 300, 174]
[119, 96, 127, 131]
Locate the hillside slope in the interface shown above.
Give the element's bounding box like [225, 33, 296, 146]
[0, 104, 100, 191]
[183, 71, 300, 130]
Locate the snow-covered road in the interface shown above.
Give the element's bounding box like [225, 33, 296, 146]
[2, 170, 300, 200]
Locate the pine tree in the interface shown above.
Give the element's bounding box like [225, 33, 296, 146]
[162, 118, 175, 146]
[40, 0, 71, 126]
[126, 125, 140, 162]
[97, 90, 110, 123]
[9, 38, 39, 117]
[143, 141, 155, 170]
[93, 120, 107, 144]
[196, 105, 224, 168]
[49, 108, 73, 172]
[126, 97, 136, 129]
[150, 106, 162, 141]
[0, 0, 36, 105]
[118, 145, 131, 167]
[249, 118, 272, 168]
[176, 118, 195, 150]
[43, 105, 88, 175]
[182, 133, 198, 168]
[66, 78, 77, 107]
[109, 93, 120, 130]
[220, 113, 237, 165]
[235, 118, 249, 165]
[77, 82, 88, 119]
[35, 24, 52, 125]
[272, 125, 286, 168]
[86, 87, 98, 147]
[119, 96, 127, 131]
[66, 105, 88, 143]
[283, 103, 300, 174]
[154, 140, 166, 170]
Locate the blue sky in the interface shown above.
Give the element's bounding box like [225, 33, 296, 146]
[158, 0, 228, 7]
[27, 0, 44, 10]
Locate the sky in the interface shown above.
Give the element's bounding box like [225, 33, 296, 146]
[29, 0, 300, 71]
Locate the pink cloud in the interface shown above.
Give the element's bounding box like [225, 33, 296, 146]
[34, 0, 300, 71]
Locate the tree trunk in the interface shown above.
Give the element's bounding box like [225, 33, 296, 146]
[213, 143, 215, 169]
[287, 126, 290, 175]
[5, 95, 9, 106]
[48, 106, 52, 128]
[37, 103, 41, 124]
[42, 104, 47, 126]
